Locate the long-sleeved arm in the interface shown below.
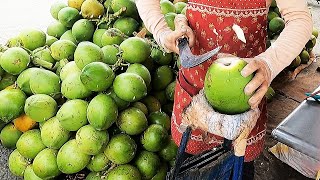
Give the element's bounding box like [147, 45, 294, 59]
[257, 0, 313, 80]
[135, 0, 171, 46]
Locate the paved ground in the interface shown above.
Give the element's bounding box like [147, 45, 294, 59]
[0, 0, 320, 180]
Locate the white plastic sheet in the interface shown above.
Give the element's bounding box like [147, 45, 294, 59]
[0, 0, 66, 44]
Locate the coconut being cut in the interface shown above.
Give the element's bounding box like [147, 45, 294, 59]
[204, 57, 253, 115]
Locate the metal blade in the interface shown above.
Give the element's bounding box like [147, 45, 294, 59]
[178, 37, 221, 68]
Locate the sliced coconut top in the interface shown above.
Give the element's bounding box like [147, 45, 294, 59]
[232, 24, 246, 44]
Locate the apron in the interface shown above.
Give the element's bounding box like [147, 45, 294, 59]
[171, 0, 268, 162]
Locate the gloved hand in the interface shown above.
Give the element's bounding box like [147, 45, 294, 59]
[181, 90, 260, 141]
[241, 58, 271, 109]
[158, 14, 195, 54]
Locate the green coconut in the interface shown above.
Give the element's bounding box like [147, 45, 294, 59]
[16, 129, 46, 159]
[204, 57, 253, 114]
[74, 41, 105, 69]
[87, 93, 118, 130]
[61, 73, 92, 99]
[29, 68, 61, 98]
[40, 117, 71, 149]
[75, 125, 109, 155]
[57, 139, 91, 174]
[0, 89, 26, 123]
[56, 99, 88, 131]
[80, 62, 115, 92]
[0, 47, 30, 75]
[32, 148, 61, 179]
[24, 94, 57, 122]
[19, 28, 46, 51]
[50, 40, 77, 61]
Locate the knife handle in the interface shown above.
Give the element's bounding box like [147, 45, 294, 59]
[177, 37, 189, 49]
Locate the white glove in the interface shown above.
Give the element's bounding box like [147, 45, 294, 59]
[181, 89, 260, 141]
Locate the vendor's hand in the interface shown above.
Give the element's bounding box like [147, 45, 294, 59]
[216, 53, 272, 109]
[241, 58, 271, 109]
[181, 90, 260, 140]
[159, 14, 195, 54]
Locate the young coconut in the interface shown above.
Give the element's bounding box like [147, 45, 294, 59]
[16, 68, 38, 95]
[106, 164, 141, 180]
[141, 124, 168, 152]
[0, 88, 26, 123]
[116, 107, 148, 135]
[40, 117, 71, 149]
[0, 47, 30, 75]
[24, 165, 42, 180]
[87, 153, 111, 172]
[59, 61, 81, 81]
[56, 99, 88, 131]
[32, 148, 61, 179]
[16, 129, 46, 159]
[57, 139, 91, 174]
[134, 150, 161, 179]
[60, 30, 78, 45]
[47, 21, 68, 39]
[204, 57, 253, 114]
[8, 149, 30, 177]
[0, 123, 23, 149]
[50, 40, 77, 61]
[119, 37, 151, 64]
[113, 17, 139, 36]
[104, 134, 137, 164]
[50, 2, 67, 20]
[24, 94, 58, 122]
[19, 28, 46, 51]
[76, 125, 109, 155]
[58, 7, 81, 28]
[74, 41, 105, 69]
[113, 72, 147, 102]
[29, 68, 61, 98]
[87, 93, 118, 130]
[61, 73, 92, 99]
[111, 0, 139, 20]
[93, 29, 107, 47]
[101, 28, 126, 46]
[81, 0, 105, 19]
[80, 62, 115, 92]
[0, 73, 17, 90]
[101, 45, 119, 65]
[106, 88, 130, 110]
[71, 19, 95, 42]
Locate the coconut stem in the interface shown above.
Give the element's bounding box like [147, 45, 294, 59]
[95, 7, 127, 27]
[111, 57, 125, 71]
[32, 46, 48, 54]
[31, 57, 54, 69]
[108, 28, 128, 39]
[0, 44, 8, 52]
[102, 162, 117, 177]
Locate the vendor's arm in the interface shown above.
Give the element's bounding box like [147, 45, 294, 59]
[242, 0, 313, 108]
[258, 0, 313, 80]
[135, 0, 195, 53]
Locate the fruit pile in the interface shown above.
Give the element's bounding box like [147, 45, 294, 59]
[267, 0, 319, 70]
[0, 0, 184, 179]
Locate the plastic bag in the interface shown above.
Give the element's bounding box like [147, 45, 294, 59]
[269, 142, 320, 179]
